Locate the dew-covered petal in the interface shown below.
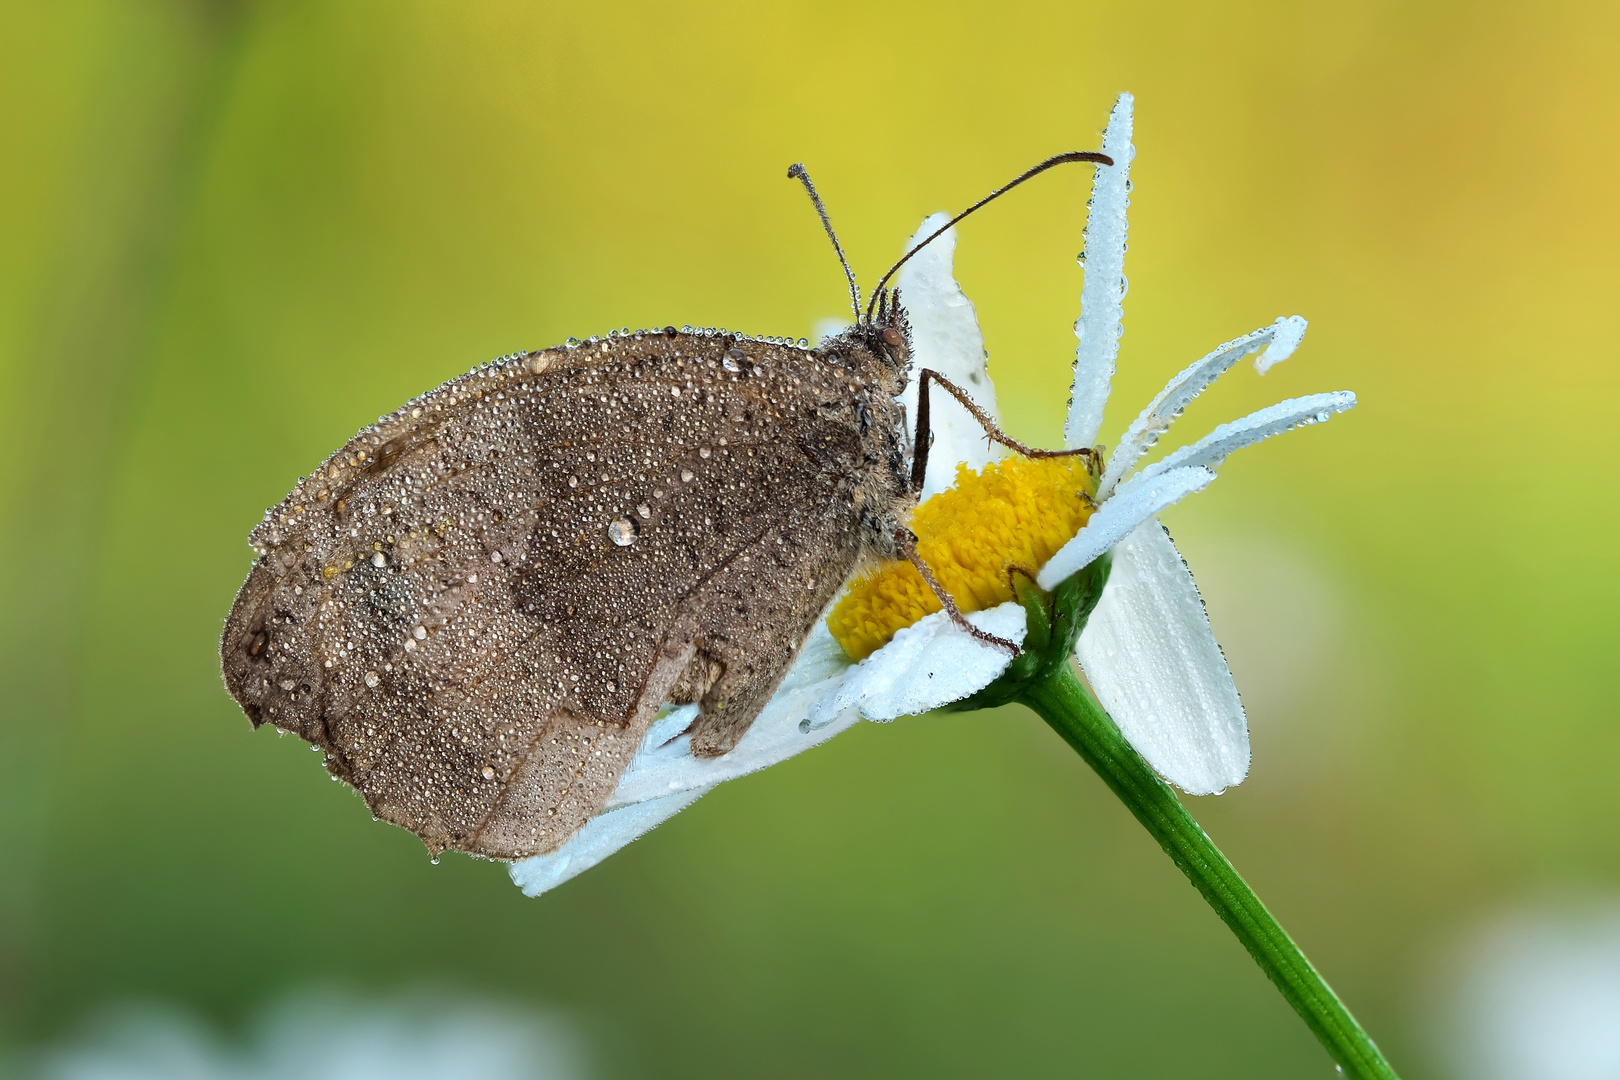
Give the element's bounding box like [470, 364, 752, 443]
[807, 602, 1028, 725]
[1097, 317, 1308, 498]
[1076, 522, 1249, 795]
[1035, 465, 1215, 590]
[607, 620, 860, 807]
[897, 214, 1001, 498]
[509, 785, 713, 897]
[1131, 391, 1356, 488]
[1065, 93, 1135, 450]
[1253, 314, 1307, 375]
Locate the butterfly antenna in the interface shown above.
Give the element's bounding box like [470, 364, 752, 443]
[865, 150, 1114, 321]
[787, 163, 862, 323]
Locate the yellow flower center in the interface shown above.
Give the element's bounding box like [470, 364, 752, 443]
[826, 454, 1098, 660]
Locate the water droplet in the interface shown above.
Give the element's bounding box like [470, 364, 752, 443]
[607, 518, 639, 546]
[371, 551, 387, 567]
[429, 855, 440, 865]
[490, 551, 503, 563]
[797, 337, 809, 347]
[680, 469, 694, 482]
[699, 447, 711, 459]
[403, 639, 416, 652]
[481, 765, 496, 780]
[565, 336, 581, 347]
[723, 350, 743, 372]
[413, 625, 428, 640]
[279, 678, 296, 691]
[364, 670, 380, 688]
[637, 503, 651, 519]
[568, 475, 579, 488]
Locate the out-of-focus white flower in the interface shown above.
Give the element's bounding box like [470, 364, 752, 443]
[1439, 905, 1620, 1080]
[512, 93, 1353, 896]
[29, 989, 587, 1080]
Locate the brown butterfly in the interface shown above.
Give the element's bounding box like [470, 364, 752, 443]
[220, 154, 1108, 859]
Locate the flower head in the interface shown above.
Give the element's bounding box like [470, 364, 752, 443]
[511, 93, 1354, 897]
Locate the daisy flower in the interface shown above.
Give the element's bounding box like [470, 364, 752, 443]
[511, 93, 1354, 897]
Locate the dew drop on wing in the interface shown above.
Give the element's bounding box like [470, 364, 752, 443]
[607, 518, 638, 546]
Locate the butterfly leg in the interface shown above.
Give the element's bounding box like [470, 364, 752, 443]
[895, 528, 1021, 656]
[910, 368, 1101, 495]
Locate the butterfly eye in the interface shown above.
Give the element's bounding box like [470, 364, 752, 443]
[880, 327, 903, 347]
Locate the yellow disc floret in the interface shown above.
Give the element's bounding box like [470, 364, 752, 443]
[826, 454, 1098, 660]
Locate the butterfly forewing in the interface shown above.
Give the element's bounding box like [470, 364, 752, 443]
[221, 330, 908, 858]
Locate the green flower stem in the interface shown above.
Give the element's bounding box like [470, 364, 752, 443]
[1018, 662, 1399, 1079]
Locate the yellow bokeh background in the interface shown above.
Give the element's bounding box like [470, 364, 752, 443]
[3, 1, 1618, 1075]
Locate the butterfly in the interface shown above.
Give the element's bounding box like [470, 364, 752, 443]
[220, 154, 1111, 859]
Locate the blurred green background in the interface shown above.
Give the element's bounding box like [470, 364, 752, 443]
[3, 1, 1617, 1076]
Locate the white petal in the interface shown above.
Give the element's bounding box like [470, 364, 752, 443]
[1131, 391, 1356, 487]
[896, 214, 1001, 498]
[1035, 465, 1215, 590]
[1098, 317, 1308, 498]
[1254, 314, 1306, 375]
[607, 620, 860, 807]
[808, 602, 1028, 725]
[508, 786, 713, 897]
[1076, 521, 1249, 795]
[1065, 93, 1135, 450]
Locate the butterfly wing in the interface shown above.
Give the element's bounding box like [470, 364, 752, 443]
[221, 333, 882, 858]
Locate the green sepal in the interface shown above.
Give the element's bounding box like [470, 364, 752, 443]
[943, 552, 1112, 713]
